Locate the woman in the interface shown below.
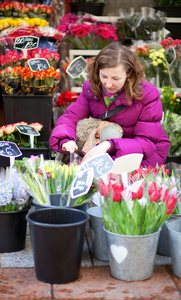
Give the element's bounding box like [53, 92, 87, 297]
[50, 42, 170, 167]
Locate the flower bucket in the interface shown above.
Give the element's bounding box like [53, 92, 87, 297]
[157, 213, 181, 256]
[87, 206, 109, 261]
[26, 208, 88, 284]
[0, 207, 29, 253]
[166, 218, 181, 278]
[104, 227, 161, 281]
[32, 195, 90, 212]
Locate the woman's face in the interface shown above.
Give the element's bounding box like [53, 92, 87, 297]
[99, 63, 128, 94]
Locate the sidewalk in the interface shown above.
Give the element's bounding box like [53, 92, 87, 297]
[0, 225, 181, 300]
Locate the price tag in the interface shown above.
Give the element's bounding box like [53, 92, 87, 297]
[27, 58, 50, 72]
[14, 36, 39, 50]
[70, 168, 94, 199]
[0, 141, 22, 158]
[79, 153, 114, 179]
[165, 46, 176, 67]
[0, 141, 22, 167]
[16, 124, 40, 136]
[16, 124, 40, 148]
[66, 56, 87, 79]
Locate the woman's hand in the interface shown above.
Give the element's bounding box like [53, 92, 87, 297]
[62, 140, 78, 153]
[81, 141, 111, 163]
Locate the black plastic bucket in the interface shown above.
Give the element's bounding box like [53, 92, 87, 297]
[32, 195, 90, 212]
[26, 208, 88, 284]
[0, 208, 29, 253]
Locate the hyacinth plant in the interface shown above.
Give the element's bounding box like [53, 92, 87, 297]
[98, 165, 180, 235]
[14, 156, 96, 207]
[0, 167, 30, 212]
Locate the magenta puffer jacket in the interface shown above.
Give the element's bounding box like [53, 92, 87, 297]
[50, 80, 170, 167]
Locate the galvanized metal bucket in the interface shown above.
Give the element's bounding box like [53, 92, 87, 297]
[157, 214, 181, 256]
[104, 227, 161, 281]
[166, 218, 181, 278]
[87, 206, 109, 261]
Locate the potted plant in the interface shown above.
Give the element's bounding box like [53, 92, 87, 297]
[0, 167, 31, 252]
[97, 164, 180, 281]
[69, 0, 106, 16]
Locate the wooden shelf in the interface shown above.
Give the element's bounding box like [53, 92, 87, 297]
[69, 49, 100, 60]
[94, 16, 181, 23]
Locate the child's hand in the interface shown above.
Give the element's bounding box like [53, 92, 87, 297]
[62, 141, 78, 153]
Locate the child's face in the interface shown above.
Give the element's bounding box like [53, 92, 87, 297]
[99, 63, 128, 94]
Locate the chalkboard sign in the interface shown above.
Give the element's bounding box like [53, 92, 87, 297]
[16, 124, 40, 136]
[0, 141, 22, 158]
[14, 36, 39, 50]
[27, 58, 50, 72]
[79, 153, 114, 179]
[66, 56, 87, 79]
[165, 46, 176, 67]
[70, 168, 94, 199]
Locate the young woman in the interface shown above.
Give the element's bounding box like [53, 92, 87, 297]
[50, 42, 170, 167]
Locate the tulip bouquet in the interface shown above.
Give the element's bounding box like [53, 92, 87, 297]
[14, 156, 96, 207]
[27, 48, 60, 67]
[1, 66, 61, 95]
[0, 121, 44, 148]
[0, 167, 30, 212]
[98, 164, 180, 235]
[0, 1, 54, 20]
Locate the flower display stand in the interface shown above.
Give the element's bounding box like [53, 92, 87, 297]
[0, 145, 51, 169]
[3, 95, 52, 142]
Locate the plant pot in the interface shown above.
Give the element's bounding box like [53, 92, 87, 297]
[104, 227, 161, 281]
[32, 195, 90, 212]
[3, 95, 52, 142]
[157, 212, 181, 257]
[26, 207, 88, 284]
[166, 218, 181, 278]
[0, 207, 29, 253]
[87, 206, 109, 261]
[69, 2, 105, 16]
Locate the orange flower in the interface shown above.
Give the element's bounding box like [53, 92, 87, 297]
[29, 122, 43, 132]
[0, 126, 4, 138]
[4, 124, 16, 135]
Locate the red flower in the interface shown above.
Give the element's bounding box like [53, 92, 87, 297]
[148, 182, 157, 196]
[112, 184, 122, 202]
[148, 182, 160, 202]
[132, 185, 144, 200]
[99, 181, 110, 197]
[165, 194, 177, 210]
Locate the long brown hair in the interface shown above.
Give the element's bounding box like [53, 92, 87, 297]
[88, 42, 145, 101]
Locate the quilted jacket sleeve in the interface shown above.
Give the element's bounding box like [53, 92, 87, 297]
[49, 83, 91, 153]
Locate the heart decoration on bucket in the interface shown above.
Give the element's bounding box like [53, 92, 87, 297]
[110, 244, 128, 264]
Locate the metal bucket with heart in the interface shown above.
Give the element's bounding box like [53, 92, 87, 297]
[104, 227, 161, 281]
